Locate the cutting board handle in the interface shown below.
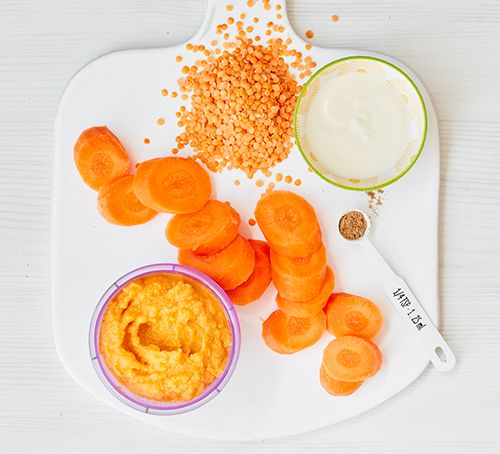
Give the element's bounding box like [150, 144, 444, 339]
[195, 0, 293, 42]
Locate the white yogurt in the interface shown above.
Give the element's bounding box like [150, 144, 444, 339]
[305, 72, 411, 180]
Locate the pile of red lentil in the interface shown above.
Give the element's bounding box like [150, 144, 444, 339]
[165, 0, 317, 178]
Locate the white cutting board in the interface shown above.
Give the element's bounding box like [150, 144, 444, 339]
[51, 0, 440, 440]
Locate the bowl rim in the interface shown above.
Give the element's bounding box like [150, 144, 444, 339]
[293, 55, 428, 192]
[88, 263, 241, 415]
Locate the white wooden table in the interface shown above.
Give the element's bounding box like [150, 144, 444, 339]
[1, 0, 499, 452]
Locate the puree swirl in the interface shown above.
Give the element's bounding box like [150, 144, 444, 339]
[99, 274, 231, 402]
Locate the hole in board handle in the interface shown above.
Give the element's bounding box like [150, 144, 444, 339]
[435, 346, 447, 362]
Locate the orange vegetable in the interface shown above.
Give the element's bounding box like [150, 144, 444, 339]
[271, 242, 326, 277]
[74, 126, 130, 190]
[325, 293, 383, 339]
[255, 190, 322, 258]
[262, 310, 325, 354]
[276, 266, 335, 318]
[97, 175, 157, 226]
[178, 235, 255, 290]
[133, 157, 211, 214]
[271, 243, 327, 301]
[166, 200, 240, 254]
[226, 240, 272, 305]
[319, 365, 363, 396]
[322, 336, 382, 382]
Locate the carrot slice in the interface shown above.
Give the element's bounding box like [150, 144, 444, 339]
[97, 175, 157, 226]
[166, 200, 240, 254]
[276, 266, 335, 317]
[255, 190, 322, 258]
[322, 336, 382, 382]
[134, 157, 211, 214]
[262, 309, 325, 354]
[74, 126, 130, 190]
[226, 240, 272, 305]
[319, 365, 363, 396]
[178, 235, 255, 290]
[325, 293, 383, 339]
[271, 242, 326, 278]
[249, 239, 270, 256]
[271, 244, 327, 301]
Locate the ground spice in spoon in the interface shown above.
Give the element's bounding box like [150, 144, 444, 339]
[339, 211, 367, 240]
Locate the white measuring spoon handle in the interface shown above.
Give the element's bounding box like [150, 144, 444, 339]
[358, 239, 456, 372]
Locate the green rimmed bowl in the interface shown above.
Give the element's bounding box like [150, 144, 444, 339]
[294, 56, 428, 191]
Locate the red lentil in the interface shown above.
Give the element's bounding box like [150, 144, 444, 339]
[173, 36, 303, 177]
[166, 10, 317, 179]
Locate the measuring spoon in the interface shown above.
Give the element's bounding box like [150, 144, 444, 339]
[339, 210, 456, 372]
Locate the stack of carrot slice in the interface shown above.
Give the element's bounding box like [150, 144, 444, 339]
[74, 126, 158, 226]
[169, 201, 272, 302]
[75, 127, 272, 304]
[74, 126, 216, 226]
[320, 293, 384, 395]
[255, 190, 335, 354]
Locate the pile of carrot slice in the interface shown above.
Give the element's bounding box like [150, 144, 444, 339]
[74, 127, 272, 304]
[321, 293, 384, 395]
[255, 190, 384, 396]
[74, 126, 158, 226]
[255, 190, 333, 354]
[74, 126, 215, 226]
[168, 200, 272, 301]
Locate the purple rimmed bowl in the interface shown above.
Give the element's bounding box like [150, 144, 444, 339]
[89, 263, 241, 415]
